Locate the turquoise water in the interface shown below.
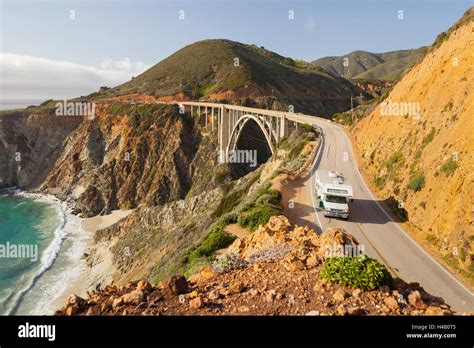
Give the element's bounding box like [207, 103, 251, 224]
[0, 195, 61, 314]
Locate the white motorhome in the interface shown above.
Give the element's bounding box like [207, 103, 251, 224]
[316, 170, 353, 219]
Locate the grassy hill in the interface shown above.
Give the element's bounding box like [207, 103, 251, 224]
[98, 39, 360, 116]
[312, 47, 427, 81]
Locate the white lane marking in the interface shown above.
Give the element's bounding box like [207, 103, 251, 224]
[338, 127, 474, 297]
[309, 132, 325, 232]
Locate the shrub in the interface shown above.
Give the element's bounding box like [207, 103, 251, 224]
[408, 173, 425, 192]
[299, 123, 315, 132]
[187, 224, 236, 262]
[211, 253, 248, 274]
[281, 57, 295, 66]
[422, 127, 436, 146]
[373, 174, 388, 190]
[237, 205, 281, 231]
[333, 112, 353, 126]
[288, 138, 309, 160]
[212, 188, 245, 218]
[320, 256, 393, 290]
[385, 150, 404, 170]
[255, 188, 281, 206]
[440, 159, 458, 176]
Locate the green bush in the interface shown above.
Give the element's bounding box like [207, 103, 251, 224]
[237, 205, 281, 231]
[408, 173, 425, 192]
[255, 188, 281, 206]
[212, 188, 245, 218]
[440, 159, 458, 176]
[385, 150, 404, 170]
[372, 174, 388, 190]
[183, 215, 237, 277]
[422, 127, 436, 146]
[320, 256, 393, 290]
[333, 112, 353, 126]
[299, 123, 315, 132]
[188, 227, 235, 261]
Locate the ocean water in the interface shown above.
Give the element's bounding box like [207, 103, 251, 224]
[0, 98, 48, 111]
[0, 191, 88, 315]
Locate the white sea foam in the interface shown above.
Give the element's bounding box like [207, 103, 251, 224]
[4, 190, 90, 315]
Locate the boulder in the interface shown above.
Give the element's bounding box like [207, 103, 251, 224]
[318, 227, 359, 258]
[208, 289, 221, 300]
[425, 306, 452, 316]
[332, 289, 347, 302]
[65, 294, 86, 309]
[65, 305, 79, 316]
[408, 290, 428, 310]
[352, 289, 362, 298]
[189, 297, 204, 309]
[188, 267, 217, 284]
[136, 280, 152, 291]
[112, 297, 124, 308]
[122, 289, 145, 304]
[161, 275, 189, 295]
[384, 297, 399, 311]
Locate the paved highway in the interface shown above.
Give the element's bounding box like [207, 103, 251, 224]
[286, 114, 474, 312]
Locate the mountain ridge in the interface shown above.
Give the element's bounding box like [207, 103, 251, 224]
[95, 39, 361, 116]
[312, 47, 427, 81]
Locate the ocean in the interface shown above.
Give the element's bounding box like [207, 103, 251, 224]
[0, 190, 88, 315]
[0, 98, 49, 111]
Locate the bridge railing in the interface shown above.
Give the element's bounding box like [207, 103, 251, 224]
[172, 100, 326, 125]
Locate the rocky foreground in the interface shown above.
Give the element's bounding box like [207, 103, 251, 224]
[57, 216, 456, 316]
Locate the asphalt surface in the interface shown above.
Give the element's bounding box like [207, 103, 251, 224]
[286, 115, 474, 313]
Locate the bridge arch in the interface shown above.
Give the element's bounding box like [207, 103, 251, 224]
[227, 114, 278, 155]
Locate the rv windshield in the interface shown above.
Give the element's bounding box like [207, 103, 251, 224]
[325, 195, 348, 204]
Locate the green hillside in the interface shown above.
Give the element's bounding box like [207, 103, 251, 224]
[99, 39, 360, 116]
[312, 47, 427, 81]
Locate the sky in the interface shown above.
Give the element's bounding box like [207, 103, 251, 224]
[0, 0, 472, 101]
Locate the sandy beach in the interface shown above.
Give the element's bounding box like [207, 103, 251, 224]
[49, 209, 131, 313]
[81, 210, 132, 233]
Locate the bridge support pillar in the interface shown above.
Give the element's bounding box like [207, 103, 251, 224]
[279, 116, 288, 139]
[218, 107, 230, 159]
[211, 107, 215, 131]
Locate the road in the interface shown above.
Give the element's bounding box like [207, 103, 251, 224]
[284, 114, 474, 313]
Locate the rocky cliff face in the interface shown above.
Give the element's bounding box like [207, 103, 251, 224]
[352, 8, 474, 281]
[0, 102, 228, 217]
[0, 112, 82, 189]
